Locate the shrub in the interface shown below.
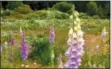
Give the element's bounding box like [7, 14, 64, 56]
[92, 15, 100, 19]
[47, 10, 69, 19]
[27, 10, 47, 20]
[79, 13, 89, 19]
[1, 9, 10, 16]
[15, 5, 33, 14]
[7, 12, 26, 19]
[52, 2, 74, 14]
[28, 36, 57, 65]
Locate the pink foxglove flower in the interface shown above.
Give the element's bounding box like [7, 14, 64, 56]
[64, 10, 84, 68]
[49, 24, 55, 44]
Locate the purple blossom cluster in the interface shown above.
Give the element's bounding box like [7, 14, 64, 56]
[64, 29, 84, 68]
[21, 36, 28, 61]
[49, 24, 55, 44]
[20, 28, 28, 61]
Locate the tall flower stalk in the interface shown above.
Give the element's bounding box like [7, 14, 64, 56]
[101, 26, 107, 41]
[20, 28, 28, 61]
[64, 10, 85, 68]
[49, 24, 55, 44]
[49, 24, 55, 67]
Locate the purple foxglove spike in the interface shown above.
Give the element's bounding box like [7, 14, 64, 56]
[21, 37, 28, 61]
[49, 24, 55, 44]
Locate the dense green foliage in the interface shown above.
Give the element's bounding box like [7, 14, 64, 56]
[28, 36, 57, 65]
[1, 1, 110, 18]
[87, 2, 98, 16]
[52, 2, 74, 14]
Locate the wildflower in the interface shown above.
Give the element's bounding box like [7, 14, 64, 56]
[4, 41, 8, 48]
[25, 65, 29, 68]
[19, 26, 24, 37]
[95, 44, 100, 50]
[21, 36, 28, 61]
[64, 10, 84, 68]
[21, 64, 24, 67]
[33, 62, 37, 65]
[101, 26, 107, 40]
[10, 38, 15, 46]
[49, 24, 55, 44]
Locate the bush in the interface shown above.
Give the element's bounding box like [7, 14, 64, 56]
[27, 10, 47, 20]
[92, 15, 100, 19]
[7, 12, 26, 19]
[79, 13, 89, 19]
[47, 10, 69, 19]
[15, 5, 33, 14]
[1, 9, 10, 16]
[87, 2, 98, 16]
[52, 2, 74, 14]
[28, 36, 57, 65]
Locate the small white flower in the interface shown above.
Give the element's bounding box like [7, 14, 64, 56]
[4, 42, 8, 48]
[21, 64, 24, 67]
[25, 65, 29, 68]
[33, 62, 37, 65]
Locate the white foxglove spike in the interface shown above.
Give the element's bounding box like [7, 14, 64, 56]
[68, 28, 73, 37]
[19, 26, 23, 36]
[76, 17, 80, 23]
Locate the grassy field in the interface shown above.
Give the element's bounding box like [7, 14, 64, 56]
[1, 10, 110, 68]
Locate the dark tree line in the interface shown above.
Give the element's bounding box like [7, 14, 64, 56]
[1, 1, 110, 18]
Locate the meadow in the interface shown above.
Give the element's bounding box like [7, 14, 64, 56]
[1, 5, 110, 68]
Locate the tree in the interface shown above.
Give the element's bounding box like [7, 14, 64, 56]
[52, 2, 74, 14]
[104, 3, 110, 17]
[87, 1, 98, 16]
[7, 1, 23, 10]
[98, 5, 104, 18]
